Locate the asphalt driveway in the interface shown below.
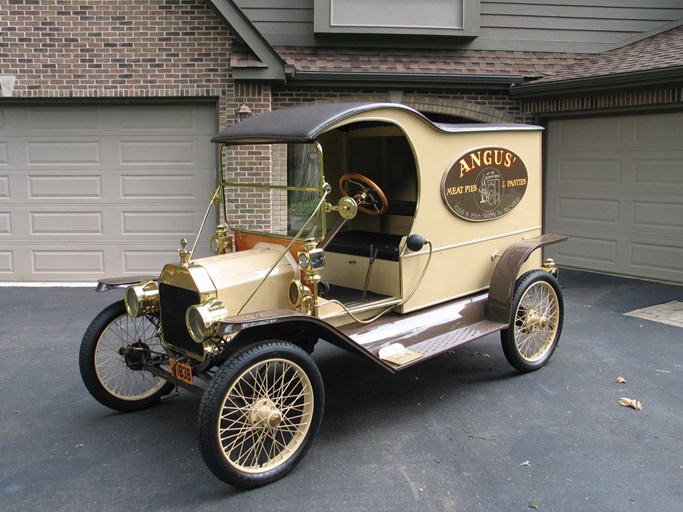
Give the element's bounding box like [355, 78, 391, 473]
[1, 269, 682, 511]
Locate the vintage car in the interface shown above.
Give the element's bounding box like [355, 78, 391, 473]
[79, 102, 566, 488]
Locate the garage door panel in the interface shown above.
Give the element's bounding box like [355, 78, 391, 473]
[120, 140, 198, 165]
[545, 234, 618, 265]
[635, 113, 683, 144]
[547, 114, 683, 283]
[634, 157, 683, 189]
[0, 251, 13, 273]
[0, 103, 216, 280]
[121, 210, 200, 235]
[555, 196, 620, 224]
[28, 174, 103, 199]
[0, 142, 8, 165]
[27, 107, 101, 132]
[632, 241, 683, 268]
[26, 141, 102, 166]
[547, 190, 624, 223]
[123, 249, 180, 273]
[30, 211, 103, 235]
[554, 116, 623, 148]
[0, 176, 9, 198]
[551, 157, 623, 187]
[32, 249, 105, 274]
[119, 105, 214, 133]
[632, 201, 683, 232]
[0, 212, 10, 234]
[8, 206, 208, 241]
[120, 174, 197, 199]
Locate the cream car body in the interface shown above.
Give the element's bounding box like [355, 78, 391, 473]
[80, 103, 566, 489]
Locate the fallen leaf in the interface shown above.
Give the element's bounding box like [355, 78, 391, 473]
[616, 377, 627, 384]
[528, 501, 539, 509]
[520, 460, 531, 467]
[619, 397, 644, 411]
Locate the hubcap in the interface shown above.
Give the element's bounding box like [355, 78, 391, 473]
[218, 357, 314, 473]
[526, 310, 549, 330]
[249, 398, 283, 429]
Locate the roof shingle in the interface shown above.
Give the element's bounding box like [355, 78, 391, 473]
[232, 45, 589, 79]
[529, 24, 683, 84]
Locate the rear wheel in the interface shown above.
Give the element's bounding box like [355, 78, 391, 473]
[79, 300, 174, 411]
[197, 340, 324, 488]
[501, 270, 563, 372]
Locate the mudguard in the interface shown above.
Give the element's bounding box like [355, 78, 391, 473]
[486, 234, 567, 324]
[95, 275, 158, 292]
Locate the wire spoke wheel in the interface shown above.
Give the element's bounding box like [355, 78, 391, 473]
[198, 341, 324, 488]
[221, 358, 314, 471]
[513, 281, 560, 361]
[79, 300, 174, 411]
[501, 270, 564, 372]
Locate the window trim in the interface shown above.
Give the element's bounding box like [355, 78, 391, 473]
[314, 0, 479, 37]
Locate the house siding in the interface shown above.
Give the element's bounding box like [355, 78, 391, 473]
[235, 0, 683, 52]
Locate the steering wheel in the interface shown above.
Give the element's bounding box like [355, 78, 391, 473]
[339, 173, 389, 216]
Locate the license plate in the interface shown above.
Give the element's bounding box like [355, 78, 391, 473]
[171, 359, 193, 386]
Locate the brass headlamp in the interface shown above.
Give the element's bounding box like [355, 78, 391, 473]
[186, 298, 228, 344]
[125, 280, 160, 318]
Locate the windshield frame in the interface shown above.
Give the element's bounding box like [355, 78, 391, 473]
[217, 141, 327, 243]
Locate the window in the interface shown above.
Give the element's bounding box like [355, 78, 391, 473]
[314, 0, 479, 37]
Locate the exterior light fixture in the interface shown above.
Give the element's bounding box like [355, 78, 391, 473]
[235, 102, 253, 121]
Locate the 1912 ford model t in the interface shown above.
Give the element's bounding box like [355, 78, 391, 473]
[79, 103, 566, 488]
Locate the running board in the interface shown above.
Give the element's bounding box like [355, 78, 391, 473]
[339, 292, 508, 371]
[375, 319, 507, 370]
[219, 293, 510, 374]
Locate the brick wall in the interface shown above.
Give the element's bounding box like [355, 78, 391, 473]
[522, 87, 683, 116]
[273, 88, 524, 123]
[0, 0, 235, 124]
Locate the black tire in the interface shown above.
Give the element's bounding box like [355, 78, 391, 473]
[197, 340, 324, 488]
[79, 300, 174, 411]
[501, 270, 564, 373]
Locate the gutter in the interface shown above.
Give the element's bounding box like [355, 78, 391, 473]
[511, 66, 683, 98]
[285, 67, 525, 91]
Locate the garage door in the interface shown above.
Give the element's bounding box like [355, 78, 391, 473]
[544, 112, 683, 284]
[0, 103, 216, 281]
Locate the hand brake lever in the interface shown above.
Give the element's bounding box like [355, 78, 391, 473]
[362, 244, 379, 302]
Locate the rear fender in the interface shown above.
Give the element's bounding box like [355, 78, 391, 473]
[486, 234, 566, 324]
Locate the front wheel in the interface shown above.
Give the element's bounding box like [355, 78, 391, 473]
[197, 340, 324, 488]
[501, 270, 564, 372]
[79, 300, 174, 411]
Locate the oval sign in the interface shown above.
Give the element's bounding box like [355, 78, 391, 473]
[441, 146, 528, 222]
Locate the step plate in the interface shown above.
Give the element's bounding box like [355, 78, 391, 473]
[385, 319, 507, 370]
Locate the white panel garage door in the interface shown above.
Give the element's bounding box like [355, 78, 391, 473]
[544, 112, 683, 284]
[0, 103, 216, 281]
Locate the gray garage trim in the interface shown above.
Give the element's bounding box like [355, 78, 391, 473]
[544, 111, 683, 284]
[0, 103, 217, 281]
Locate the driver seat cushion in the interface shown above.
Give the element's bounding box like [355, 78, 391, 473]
[324, 230, 403, 261]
